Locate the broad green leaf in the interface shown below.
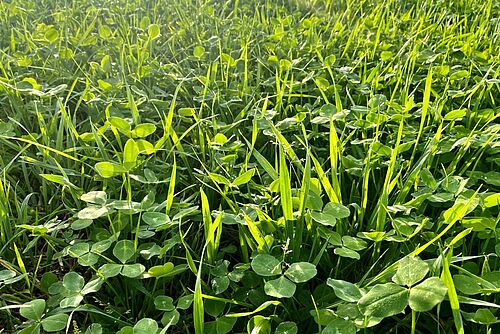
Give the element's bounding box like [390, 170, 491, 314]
[0, 269, 16, 281]
[358, 283, 409, 318]
[154, 295, 175, 311]
[322, 317, 356, 334]
[136, 139, 155, 154]
[81, 191, 107, 205]
[41, 313, 69, 332]
[264, 276, 296, 298]
[306, 190, 323, 211]
[275, 321, 298, 334]
[20, 299, 45, 321]
[98, 79, 112, 90]
[341, 236, 367, 251]
[91, 238, 114, 254]
[78, 253, 99, 267]
[464, 308, 498, 325]
[99, 264, 122, 278]
[453, 275, 482, 295]
[450, 69, 469, 80]
[428, 193, 454, 203]
[212, 276, 230, 294]
[205, 299, 225, 318]
[336, 304, 361, 319]
[324, 202, 350, 218]
[327, 278, 363, 302]
[215, 316, 237, 334]
[63, 272, 85, 292]
[84, 323, 103, 334]
[251, 254, 282, 276]
[484, 193, 500, 208]
[107, 200, 142, 213]
[334, 247, 360, 260]
[161, 309, 180, 327]
[68, 243, 90, 257]
[483, 271, 500, 288]
[380, 51, 393, 61]
[177, 294, 194, 310]
[284, 262, 317, 283]
[372, 141, 392, 156]
[420, 168, 437, 188]
[60, 295, 83, 308]
[393, 256, 429, 287]
[148, 262, 174, 277]
[247, 315, 271, 334]
[133, 318, 158, 334]
[123, 139, 139, 171]
[311, 211, 336, 227]
[212, 133, 228, 145]
[148, 24, 160, 40]
[19, 324, 41, 334]
[121, 263, 145, 278]
[142, 212, 170, 228]
[481, 172, 500, 186]
[462, 217, 495, 231]
[311, 309, 337, 326]
[208, 172, 231, 186]
[444, 109, 467, 121]
[44, 28, 59, 43]
[311, 203, 350, 226]
[132, 123, 157, 138]
[77, 206, 109, 220]
[193, 46, 205, 58]
[98, 24, 112, 38]
[109, 117, 131, 135]
[71, 219, 93, 230]
[409, 277, 447, 312]
[95, 161, 127, 178]
[116, 326, 133, 334]
[113, 240, 135, 264]
[81, 278, 104, 294]
[231, 169, 255, 187]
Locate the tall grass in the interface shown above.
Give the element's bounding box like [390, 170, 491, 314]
[0, 0, 499, 332]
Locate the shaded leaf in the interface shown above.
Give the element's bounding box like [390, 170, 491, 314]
[327, 279, 363, 302]
[358, 283, 409, 318]
[284, 262, 317, 283]
[393, 256, 429, 287]
[251, 254, 282, 277]
[409, 277, 447, 312]
[264, 276, 296, 298]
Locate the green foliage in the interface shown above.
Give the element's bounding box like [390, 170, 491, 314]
[0, 0, 499, 332]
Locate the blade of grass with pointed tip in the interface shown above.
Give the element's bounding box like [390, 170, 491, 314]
[166, 155, 176, 215]
[193, 246, 205, 334]
[279, 145, 293, 222]
[329, 117, 342, 204]
[442, 250, 464, 334]
[311, 154, 339, 204]
[409, 68, 432, 166]
[14, 243, 29, 289]
[200, 188, 214, 264]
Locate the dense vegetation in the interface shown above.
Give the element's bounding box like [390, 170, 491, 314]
[0, 0, 499, 333]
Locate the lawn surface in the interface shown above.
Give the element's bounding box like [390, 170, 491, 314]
[0, 0, 499, 333]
